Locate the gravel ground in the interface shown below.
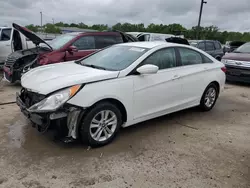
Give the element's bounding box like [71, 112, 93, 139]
[0, 79, 250, 188]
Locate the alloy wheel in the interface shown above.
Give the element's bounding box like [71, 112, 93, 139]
[89, 110, 118, 142]
[204, 87, 216, 108]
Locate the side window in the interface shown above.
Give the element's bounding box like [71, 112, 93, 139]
[115, 36, 124, 43]
[138, 34, 145, 41]
[142, 48, 176, 70]
[72, 36, 95, 50]
[138, 34, 150, 41]
[95, 35, 121, 49]
[0, 28, 11, 41]
[203, 55, 213, 63]
[198, 42, 205, 50]
[206, 42, 215, 51]
[214, 41, 222, 50]
[178, 48, 203, 66]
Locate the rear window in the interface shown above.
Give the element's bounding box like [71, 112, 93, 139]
[214, 42, 222, 50]
[198, 42, 205, 50]
[206, 42, 215, 51]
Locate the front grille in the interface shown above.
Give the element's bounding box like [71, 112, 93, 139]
[226, 65, 250, 77]
[20, 88, 46, 108]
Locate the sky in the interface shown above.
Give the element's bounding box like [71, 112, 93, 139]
[1, 0, 250, 32]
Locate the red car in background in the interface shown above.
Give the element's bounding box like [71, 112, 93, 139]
[3, 23, 138, 83]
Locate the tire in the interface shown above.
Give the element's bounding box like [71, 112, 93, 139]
[199, 83, 219, 111]
[79, 102, 122, 147]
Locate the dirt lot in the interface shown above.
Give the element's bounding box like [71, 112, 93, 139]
[0, 78, 250, 188]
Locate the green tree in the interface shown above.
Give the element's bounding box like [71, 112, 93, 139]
[26, 21, 250, 43]
[44, 23, 61, 33]
[25, 24, 39, 32]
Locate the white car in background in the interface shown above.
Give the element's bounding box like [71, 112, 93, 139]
[16, 41, 226, 147]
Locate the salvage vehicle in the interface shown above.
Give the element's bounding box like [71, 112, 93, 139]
[222, 42, 250, 83]
[0, 25, 55, 69]
[0, 26, 35, 69]
[3, 23, 137, 83]
[16, 41, 226, 147]
[190, 40, 224, 61]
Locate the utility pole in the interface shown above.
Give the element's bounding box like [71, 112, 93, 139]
[196, 0, 207, 39]
[40, 11, 43, 29]
[52, 18, 54, 25]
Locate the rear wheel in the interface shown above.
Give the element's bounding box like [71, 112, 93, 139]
[199, 83, 219, 111]
[80, 102, 122, 147]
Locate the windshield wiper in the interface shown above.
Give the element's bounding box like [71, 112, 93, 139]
[83, 64, 106, 70]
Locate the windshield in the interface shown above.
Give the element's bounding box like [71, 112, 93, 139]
[49, 34, 75, 50]
[234, 42, 250, 53]
[80, 45, 149, 71]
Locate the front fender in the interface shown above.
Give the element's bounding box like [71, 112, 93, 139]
[67, 78, 134, 121]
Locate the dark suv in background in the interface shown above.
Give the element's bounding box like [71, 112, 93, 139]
[190, 40, 224, 61]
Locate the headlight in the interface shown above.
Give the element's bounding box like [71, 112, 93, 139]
[28, 85, 81, 112]
[221, 59, 227, 64]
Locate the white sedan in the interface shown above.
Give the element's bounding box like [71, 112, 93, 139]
[17, 41, 226, 147]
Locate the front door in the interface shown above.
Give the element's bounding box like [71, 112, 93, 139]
[65, 36, 96, 61]
[133, 47, 182, 120]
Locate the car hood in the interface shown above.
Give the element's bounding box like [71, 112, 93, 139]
[223, 52, 250, 61]
[13, 23, 53, 50]
[21, 61, 119, 95]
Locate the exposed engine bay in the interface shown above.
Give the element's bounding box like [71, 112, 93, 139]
[4, 46, 51, 83]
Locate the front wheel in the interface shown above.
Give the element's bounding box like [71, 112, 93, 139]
[79, 102, 122, 147]
[199, 83, 219, 111]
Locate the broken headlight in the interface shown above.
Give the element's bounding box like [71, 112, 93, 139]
[28, 85, 81, 112]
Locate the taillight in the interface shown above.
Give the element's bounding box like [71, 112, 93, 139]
[221, 66, 227, 73]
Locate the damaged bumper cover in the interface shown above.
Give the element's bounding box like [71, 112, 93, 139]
[16, 92, 83, 139]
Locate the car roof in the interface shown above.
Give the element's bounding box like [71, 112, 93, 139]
[116, 41, 189, 49]
[66, 31, 121, 37]
[0, 27, 11, 29]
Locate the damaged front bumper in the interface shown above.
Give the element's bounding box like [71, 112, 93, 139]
[16, 92, 83, 140]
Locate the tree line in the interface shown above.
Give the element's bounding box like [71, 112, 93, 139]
[25, 22, 250, 44]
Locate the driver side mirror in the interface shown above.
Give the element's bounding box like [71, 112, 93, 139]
[136, 64, 159, 75]
[67, 46, 78, 53]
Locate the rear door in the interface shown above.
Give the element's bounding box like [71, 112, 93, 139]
[205, 41, 216, 57]
[175, 47, 215, 107]
[133, 47, 183, 119]
[65, 36, 96, 61]
[0, 28, 13, 63]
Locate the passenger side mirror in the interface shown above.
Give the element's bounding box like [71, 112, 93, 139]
[136, 64, 159, 75]
[67, 46, 78, 53]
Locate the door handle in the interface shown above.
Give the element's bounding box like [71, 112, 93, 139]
[204, 67, 208, 70]
[6, 44, 11, 46]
